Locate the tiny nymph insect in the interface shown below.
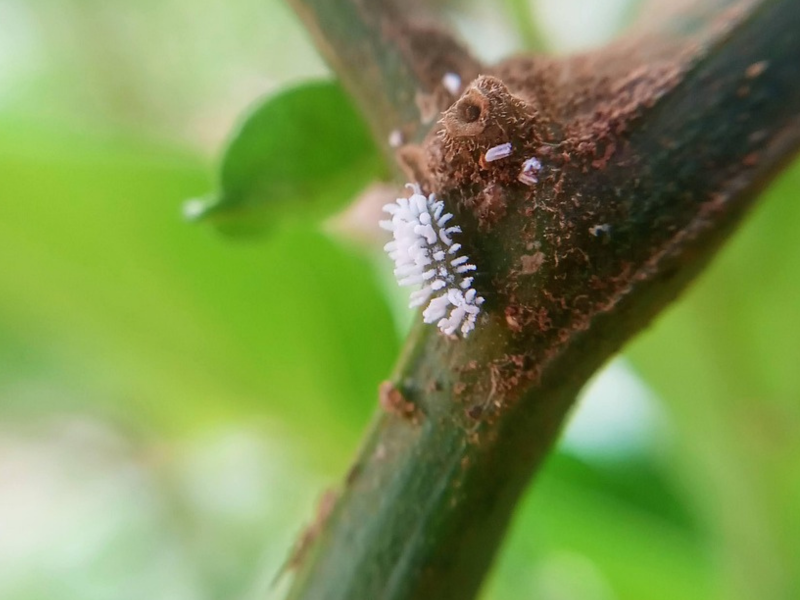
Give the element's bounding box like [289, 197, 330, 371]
[484, 142, 513, 163]
[518, 156, 542, 185]
[380, 184, 485, 336]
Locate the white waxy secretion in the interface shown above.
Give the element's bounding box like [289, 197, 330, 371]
[388, 129, 404, 148]
[442, 72, 462, 95]
[380, 184, 485, 336]
[518, 156, 542, 185]
[484, 142, 513, 163]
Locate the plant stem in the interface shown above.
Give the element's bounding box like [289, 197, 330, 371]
[503, 0, 548, 52]
[285, 0, 480, 148]
[282, 0, 800, 598]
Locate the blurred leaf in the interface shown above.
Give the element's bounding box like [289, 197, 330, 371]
[485, 452, 713, 600]
[0, 114, 397, 470]
[626, 158, 800, 600]
[186, 80, 386, 235]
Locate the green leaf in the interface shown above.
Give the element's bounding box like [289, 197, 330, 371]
[485, 452, 712, 600]
[626, 158, 800, 599]
[186, 80, 386, 235]
[0, 114, 398, 470]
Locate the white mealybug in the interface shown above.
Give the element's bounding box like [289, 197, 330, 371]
[380, 184, 485, 336]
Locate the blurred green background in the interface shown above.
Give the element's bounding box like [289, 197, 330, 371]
[0, 1, 798, 599]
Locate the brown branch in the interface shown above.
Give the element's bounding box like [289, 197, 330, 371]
[281, 0, 800, 598]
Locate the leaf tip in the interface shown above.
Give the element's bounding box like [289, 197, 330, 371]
[181, 195, 218, 223]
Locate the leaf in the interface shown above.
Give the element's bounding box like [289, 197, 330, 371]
[0, 115, 398, 470]
[186, 80, 386, 236]
[626, 158, 800, 599]
[486, 452, 714, 600]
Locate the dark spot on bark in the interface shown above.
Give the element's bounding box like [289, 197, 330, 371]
[379, 380, 422, 423]
[345, 462, 362, 486]
[466, 405, 483, 420]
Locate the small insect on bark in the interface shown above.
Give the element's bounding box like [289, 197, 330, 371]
[518, 157, 542, 185]
[484, 142, 513, 163]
